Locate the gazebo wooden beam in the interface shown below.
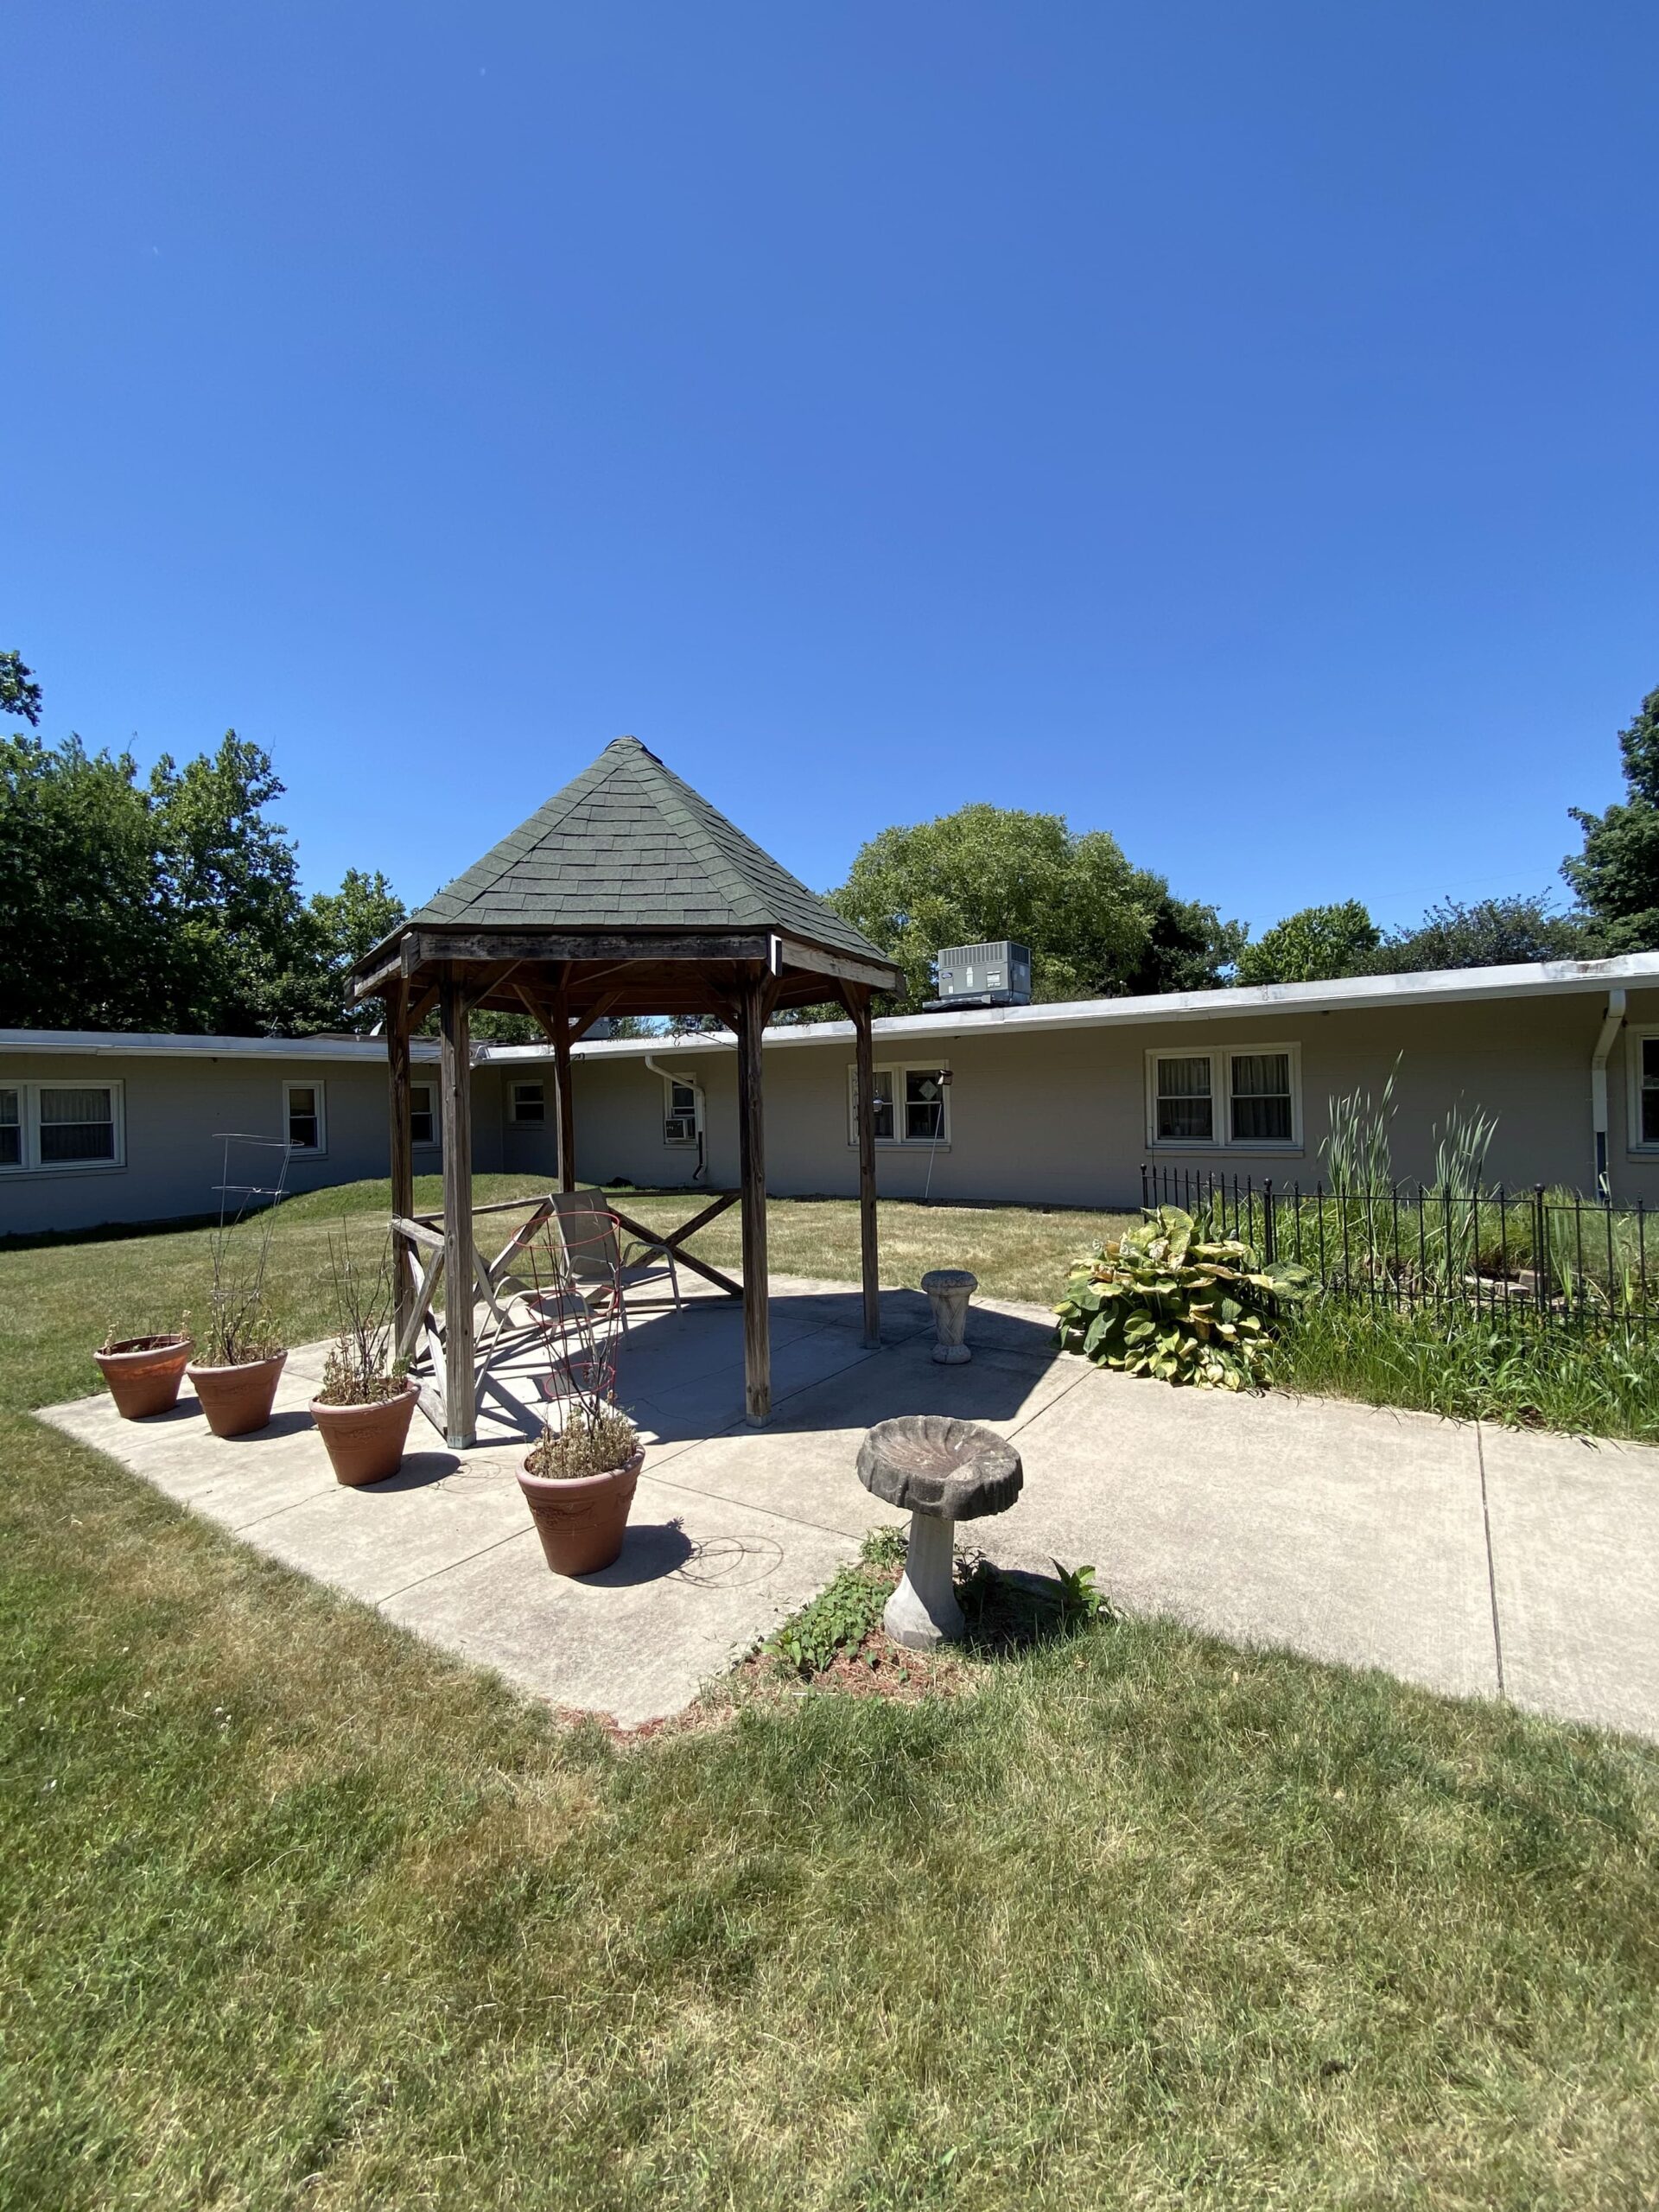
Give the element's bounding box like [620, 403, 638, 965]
[404, 928, 775, 972]
[771, 936, 901, 994]
[354, 930, 903, 1007]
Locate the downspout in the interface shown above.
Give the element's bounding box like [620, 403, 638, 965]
[645, 1052, 709, 1183]
[1591, 988, 1626, 1200]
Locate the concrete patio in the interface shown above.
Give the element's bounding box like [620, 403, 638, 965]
[40, 1274, 1659, 1740]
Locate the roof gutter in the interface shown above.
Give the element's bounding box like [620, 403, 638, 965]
[1591, 989, 1626, 1199]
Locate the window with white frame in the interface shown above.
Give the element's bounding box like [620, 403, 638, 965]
[283, 1080, 326, 1155]
[510, 1080, 545, 1125]
[0, 1087, 18, 1168]
[1630, 1033, 1659, 1148]
[847, 1064, 950, 1147]
[1147, 1046, 1300, 1150]
[0, 1080, 124, 1172]
[663, 1077, 698, 1147]
[410, 1082, 437, 1147]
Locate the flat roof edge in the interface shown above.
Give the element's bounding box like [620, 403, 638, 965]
[5, 953, 1654, 1065]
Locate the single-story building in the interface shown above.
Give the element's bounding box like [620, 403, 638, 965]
[6, 951, 1659, 1237]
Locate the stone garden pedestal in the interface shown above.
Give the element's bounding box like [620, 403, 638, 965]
[920, 1268, 977, 1364]
[856, 1414, 1024, 1649]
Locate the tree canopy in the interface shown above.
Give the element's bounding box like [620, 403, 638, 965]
[1376, 893, 1586, 973]
[828, 802, 1240, 1007]
[1235, 901, 1381, 988]
[0, 650, 43, 728]
[1, 663, 405, 1035]
[1563, 685, 1659, 953]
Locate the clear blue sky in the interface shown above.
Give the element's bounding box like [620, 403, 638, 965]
[5, 3, 1656, 937]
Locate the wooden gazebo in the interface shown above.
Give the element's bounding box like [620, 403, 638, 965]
[348, 736, 905, 1447]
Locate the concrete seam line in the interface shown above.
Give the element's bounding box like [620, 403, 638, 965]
[1003, 1364, 1092, 1440]
[373, 1522, 541, 1607]
[639, 1467, 872, 1547]
[1476, 1422, 1506, 1700]
[222, 1490, 342, 1536]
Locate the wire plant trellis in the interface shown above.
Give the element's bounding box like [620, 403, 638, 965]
[1141, 1162, 1657, 1338]
[200, 1131, 293, 1363]
[517, 1205, 629, 1443]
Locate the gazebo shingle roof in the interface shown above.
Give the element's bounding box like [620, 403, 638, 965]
[409, 735, 886, 963]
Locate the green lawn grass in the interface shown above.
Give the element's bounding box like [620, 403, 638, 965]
[3, 1187, 1658, 2207]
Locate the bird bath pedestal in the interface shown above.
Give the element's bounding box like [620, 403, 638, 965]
[920, 1269, 977, 1363]
[856, 1414, 1024, 1649]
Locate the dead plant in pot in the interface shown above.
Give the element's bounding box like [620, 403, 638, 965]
[517, 1212, 643, 1575]
[186, 1133, 292, 1438]
[94, 1319, 194, 1421]
[309, 1229, 417, 1486]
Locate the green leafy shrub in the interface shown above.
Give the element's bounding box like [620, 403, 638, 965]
[1054, 1205, 1311, 1390]
[766, 1560, 893, 1675]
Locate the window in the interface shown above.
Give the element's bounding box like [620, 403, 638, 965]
[1230, 1052, 1294, 1145]
[906, 1069, 948, 1141]
[0, 1080, 124, 1173]
[1630, 1033, 1659, 1148]
[410, 1083, 436, 1147]
[1147, 1046, 1300, 1150]
[283, 1080, 326, 1155]
[1154, 1055, 1213, 1143]
[38, 1085, 117, 1164]
[663, 1077, 699, 1147]
[848, 1064, 949, 1147]
[510, 1081, 545, 1125]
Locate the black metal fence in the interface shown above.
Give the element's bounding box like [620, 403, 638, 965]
[1140, 1162, 1656, 1336]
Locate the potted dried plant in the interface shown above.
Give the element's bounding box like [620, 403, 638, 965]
[94, 1325, 194, 1420]
[517, 1215, 642, 1574]
[520, 1407, 645, 1576]
[187, 1287, 288, 1438]
[186, 1144, 290, 1438]
[309, 1231, 418, 1486]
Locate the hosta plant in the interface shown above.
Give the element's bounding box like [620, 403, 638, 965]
[1055, 1205, 1313, 1391]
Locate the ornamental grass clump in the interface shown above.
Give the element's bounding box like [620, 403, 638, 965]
[1055, 1204, 1312, 1390]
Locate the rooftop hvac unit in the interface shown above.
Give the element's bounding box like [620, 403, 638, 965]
[928, 940, 1032, 1010]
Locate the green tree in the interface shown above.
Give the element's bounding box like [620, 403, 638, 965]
[1376, 892, 1586, 974]
[147, 734, 315, 1032]
[1120, 891, 1246, 996]
[1563, 684, 1659, 952]
[0, 734, 165, 1027]
[1, 650, 43, 728]
[1236, 899, 1380, 987]
[297, 868, 407, 1034]
[829, 803, 1158, 1007]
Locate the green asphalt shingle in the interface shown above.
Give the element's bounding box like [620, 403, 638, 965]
[408, 736, 892, 963]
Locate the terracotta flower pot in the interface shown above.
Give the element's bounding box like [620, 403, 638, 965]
[186, 1351, 288, 1439]
[310, 1381, 419, 1487]
[94, 1335, 194, 1421]
[518, 1446, 644, 1576]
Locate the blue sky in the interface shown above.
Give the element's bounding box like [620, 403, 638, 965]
[4, 3, 1656, 936]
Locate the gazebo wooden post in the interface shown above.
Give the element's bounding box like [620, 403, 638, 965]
[735, 968, 771, 1425]
[552, 979, 577, 1193]
[386, 976, 416, 1347]
[850, 985, 881, 1347]
[438, 966, 478, 1448]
